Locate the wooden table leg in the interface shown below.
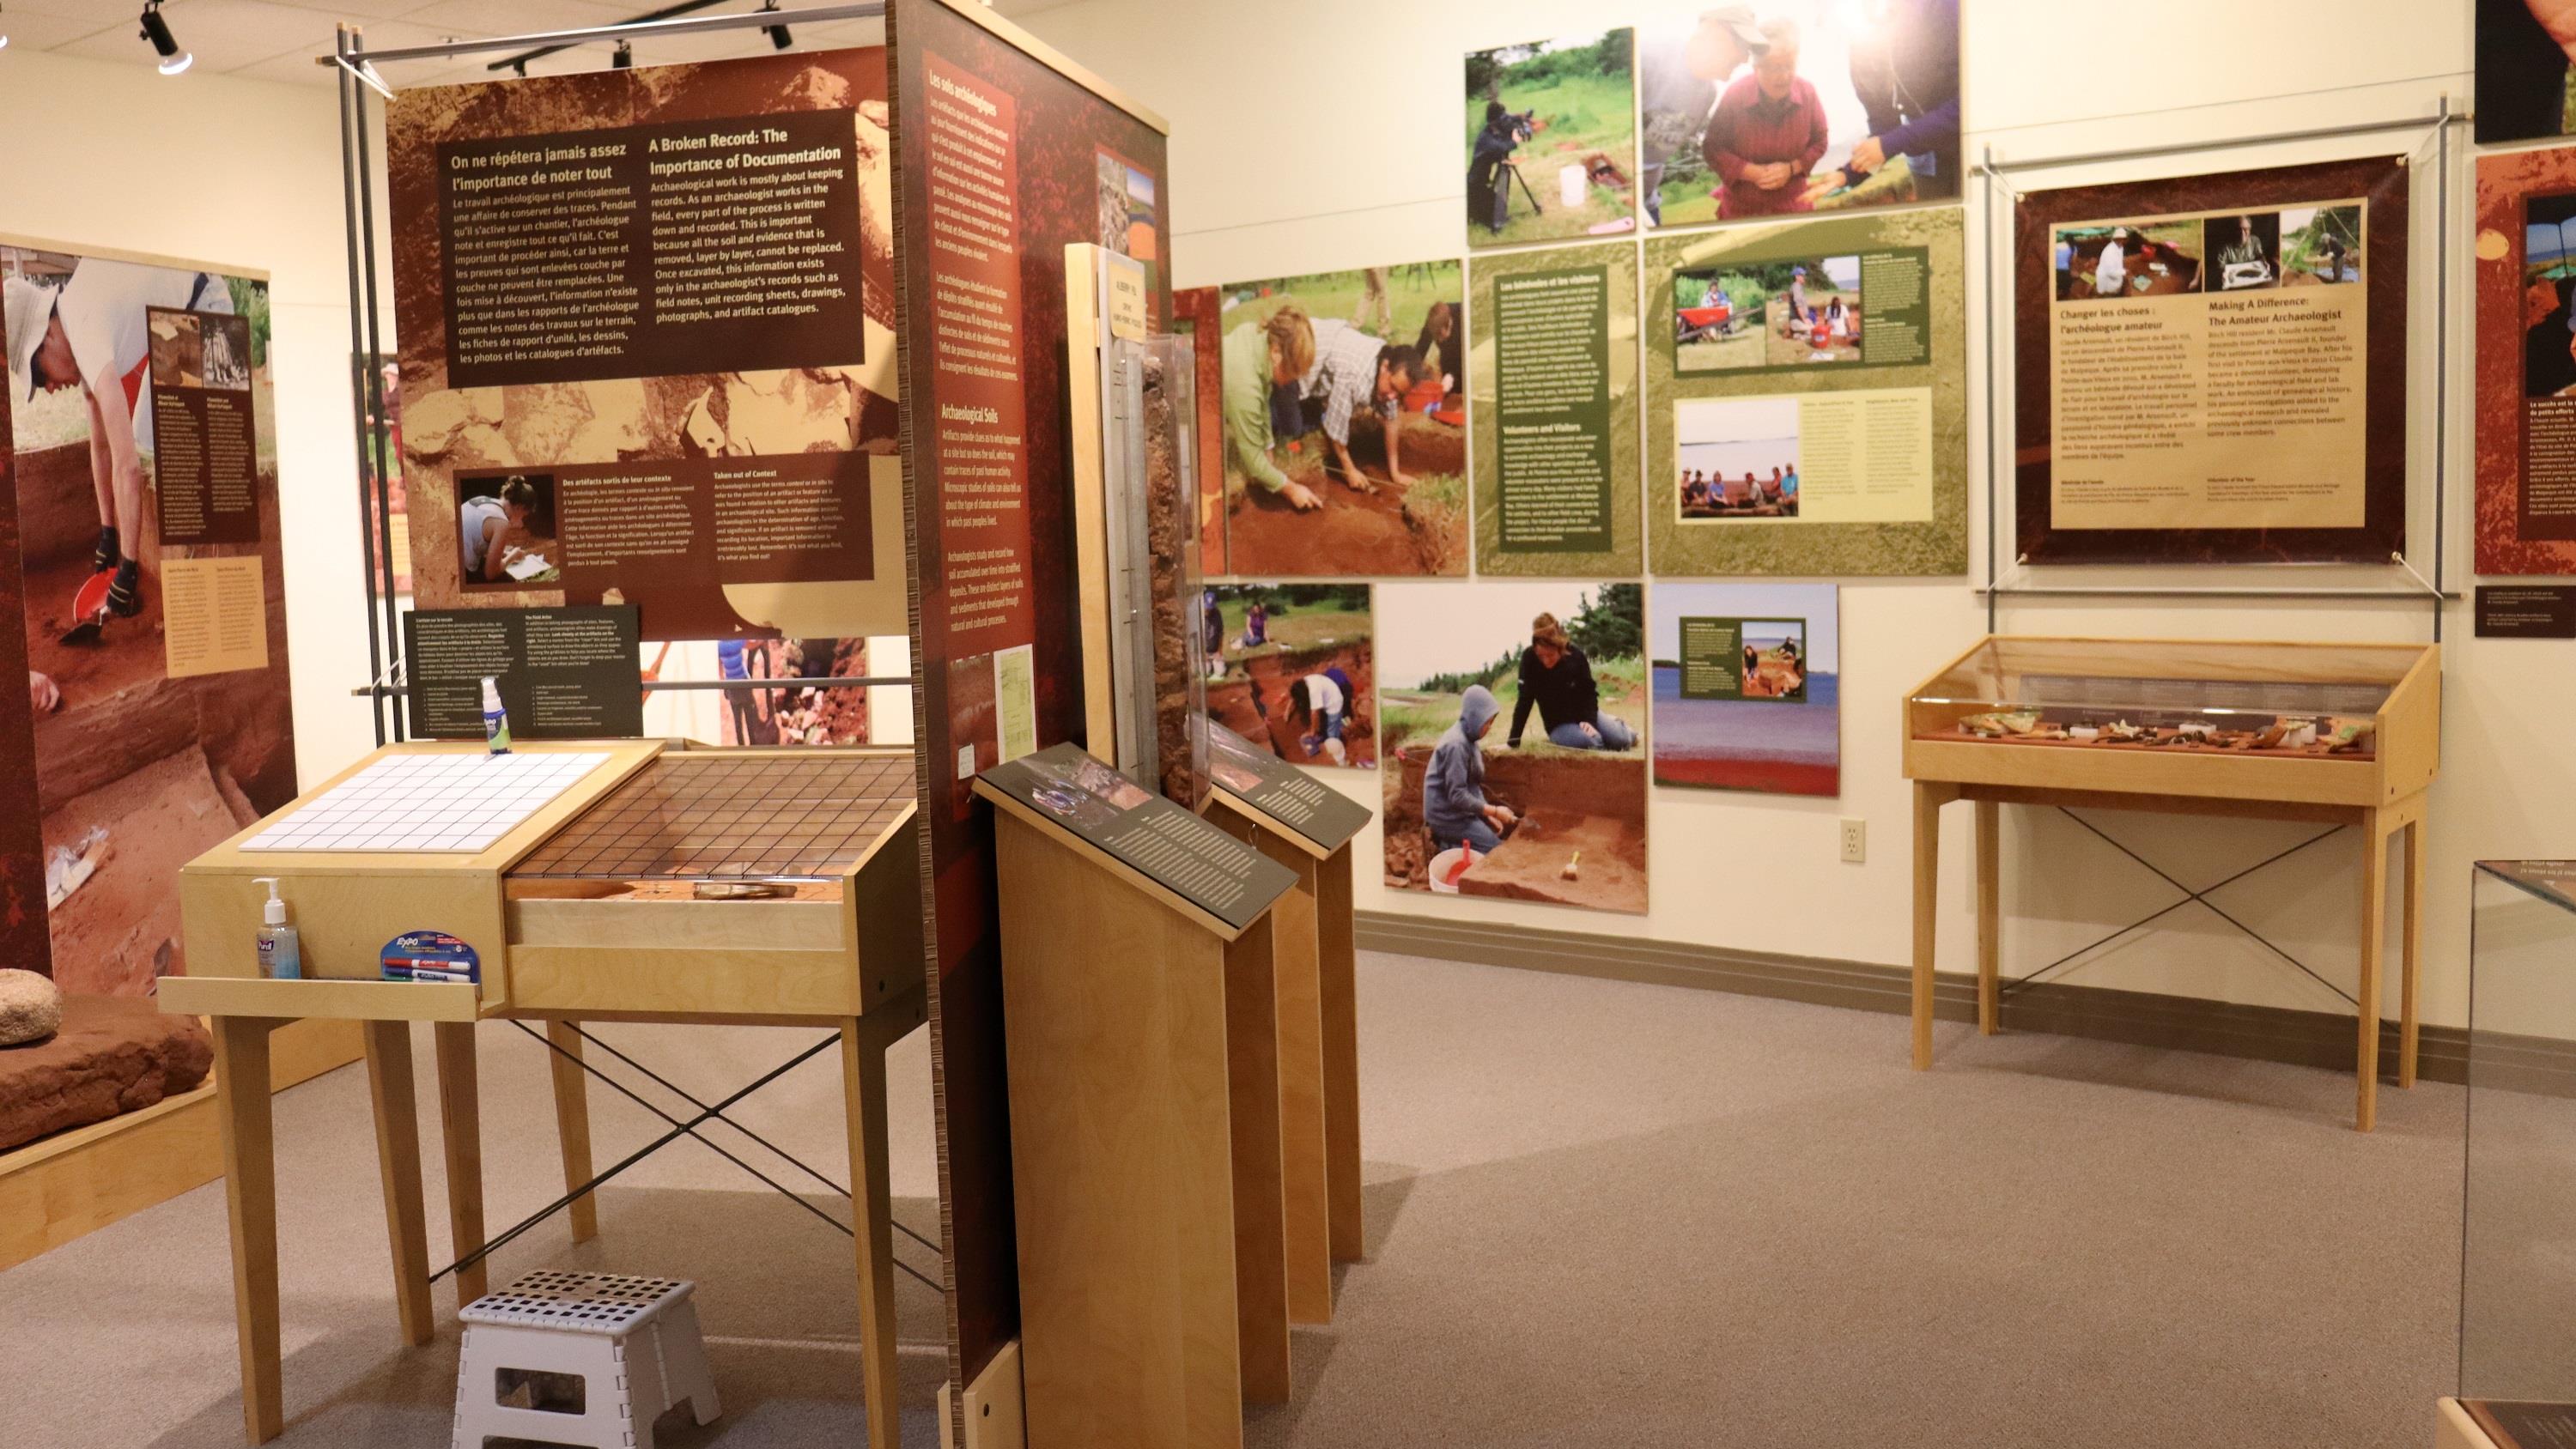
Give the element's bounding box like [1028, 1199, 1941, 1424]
[432, 1022, 487, 1307]
[1975, 799, 2001, 1036]
[361, 1022, 433, 1347]
[544, 1020, 598, 1244]
[2401, 815, 2424, 1090]
[212, 1016, 285, 1443]
[840, 1016, 902, 1449]
[2356, 809, 2386, 1132]
[1318, 844, 1364, 1265]
[1911, 783, 1944, 1070]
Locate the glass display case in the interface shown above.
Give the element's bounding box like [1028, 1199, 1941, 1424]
[2455, 862, 2576, 1445]
[1903, 636, 2439, 806]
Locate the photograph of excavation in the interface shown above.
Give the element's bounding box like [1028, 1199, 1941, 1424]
[1674, 254, 1863, 373]
[1650, 582, 1840, 797]
[1214, 263, 1469, 577]
[5, 250, 295, 1000]
[1637, 3, 1962, 230]
[1467, 28, 1637, 249]
[2279, 204, 2363, 287]
[1203, 583, 1374, 768]
[1376, 580, 1647, 915]
[2054, 220, 2203, 300]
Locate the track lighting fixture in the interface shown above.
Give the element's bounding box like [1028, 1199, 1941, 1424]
[613, 39, 633, 69]
[762, 0, 792, 49]
[139, 1, 190, 76]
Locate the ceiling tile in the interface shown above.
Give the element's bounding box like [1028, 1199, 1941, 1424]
[0, 12, 116, 49]
[57, 0, 332, 72]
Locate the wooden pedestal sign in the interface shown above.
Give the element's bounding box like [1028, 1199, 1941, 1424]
[975, 744, 1301, 1449]
[1200, 720, 1372, 1320]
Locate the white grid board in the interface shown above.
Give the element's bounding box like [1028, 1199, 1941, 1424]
[241, 752, 613, 853]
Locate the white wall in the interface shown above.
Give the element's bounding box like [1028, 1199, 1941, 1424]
[2, 47, 381, 789]
[1020, 0, 2520, 1029]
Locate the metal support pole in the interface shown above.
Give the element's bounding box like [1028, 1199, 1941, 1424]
[335, 26, 389, 748]
[348, 29, 405, 743]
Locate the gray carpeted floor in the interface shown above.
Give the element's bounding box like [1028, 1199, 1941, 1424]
[0, 952, 2464, 1447]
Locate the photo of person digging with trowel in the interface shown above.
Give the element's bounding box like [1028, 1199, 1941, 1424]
[7, 259, 235, 638]
[1424, 684, 1517, 864]
[1218, 264, 1471, 576]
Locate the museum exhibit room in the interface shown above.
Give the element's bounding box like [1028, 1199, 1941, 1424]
[18, 1, 2576, 1446]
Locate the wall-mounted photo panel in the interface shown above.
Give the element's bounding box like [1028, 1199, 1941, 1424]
[2476, 144, 2576, 576]
[1645, 206, 1965, 575]
[1212, 263, 1467, 577]
[1637, 1, 1960, 230]
[1472, 240, 1641, 575]
[2478, 0, 2576, 146]
[1649, 582, 1839, 797]
[2012, 156, 2408, 565]
[1377, 580, 1647, 916]
[3, 243, 294, 996]
[1467, 28, 1638, 249]
[384, 52, 908, 644]
[1201, 583, 1376, 769]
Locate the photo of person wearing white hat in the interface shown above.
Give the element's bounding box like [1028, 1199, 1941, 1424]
[5, 257, 234, 621]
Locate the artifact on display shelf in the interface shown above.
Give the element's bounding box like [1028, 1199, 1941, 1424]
[1203, 584, 1376, 770]
[1905, 637, 2437, 791]
[1202, 720, 1372, 854]
[1376, 579, 1647, 915]
[2012, 156, 2409, 565]
[2475, 145, 2576, 576]
[1649, 582, 1839, 797]
[1645, 206, 1966, 575]
[1209, 261, 1467, 579]
[3, 242, 295, 997]
[1467, 28, 1638, 249]
[2476, 0, 2576, 146]
[1473, 239, 1641, 575]
[1636, 0, 1960, 230]
[402, 606, 643, 741]
[384, 52, 907, 644]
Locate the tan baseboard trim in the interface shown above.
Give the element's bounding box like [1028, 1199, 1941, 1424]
[1355, 910, 2487, 1088]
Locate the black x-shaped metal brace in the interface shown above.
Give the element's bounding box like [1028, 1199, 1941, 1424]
[1998, 808, 2355, 1007]
[428, 1023, 942, 1294]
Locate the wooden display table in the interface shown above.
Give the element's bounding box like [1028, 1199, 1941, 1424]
[161, 741, 927, 1448]
[975, 755, 1300, 1449]
[1903, 637, 2440, 1131]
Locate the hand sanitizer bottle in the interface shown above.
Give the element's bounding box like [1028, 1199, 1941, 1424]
[254, 877, 301, 980]
[481, 676, 513, 755]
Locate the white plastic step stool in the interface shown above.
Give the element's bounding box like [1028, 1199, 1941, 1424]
[451, 1270, 720, 1449]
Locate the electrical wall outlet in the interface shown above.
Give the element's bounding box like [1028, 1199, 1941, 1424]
[1838, 818, 1866, 864]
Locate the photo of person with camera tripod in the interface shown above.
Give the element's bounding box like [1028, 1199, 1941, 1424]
[1465, 29, 1639, 249]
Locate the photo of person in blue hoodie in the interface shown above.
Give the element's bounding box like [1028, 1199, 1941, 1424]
[1422, 684, 1519, 856]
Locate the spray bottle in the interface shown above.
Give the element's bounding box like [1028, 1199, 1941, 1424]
[481, 676, 513, 755]
[254, 878, 301, 980]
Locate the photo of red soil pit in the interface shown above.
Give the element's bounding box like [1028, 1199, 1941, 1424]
[1383, 747, 1646, 914]
[40, 744, 256, 997]
[1206, 642, 1376, 769]
[17, 444, 167, 708]
[1228, 414, 1467, 577]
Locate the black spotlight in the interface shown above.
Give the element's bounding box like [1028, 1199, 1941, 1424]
[139, 1, 189, 75]
[762, 0, 791, 49]
[612, 39, 633, 69]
